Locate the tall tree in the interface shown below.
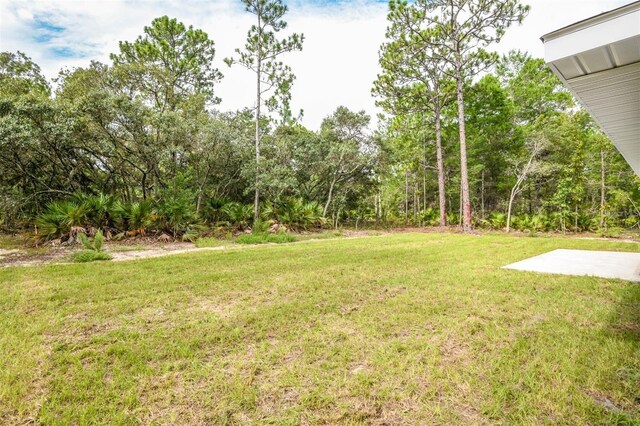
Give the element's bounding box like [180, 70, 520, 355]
[110, 16, 223, 110]
[374, 1, 454, 226]
[0, 51, 50, 98]
[225, 0, 303, 223]
[496, 51, 572, 124]
[506, 131, 546, 232]
[319, 107, 373, 219]
[408, 0, 529, 231]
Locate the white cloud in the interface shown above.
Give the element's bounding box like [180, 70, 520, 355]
[0, 0, 631, 130]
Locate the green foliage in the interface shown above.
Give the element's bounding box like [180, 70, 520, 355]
[155, 174, 199, 237]
[201, 197, 230, 224]
[35, 201, 87, 239]
[225, 0, 304, 122]
[235, 232, 297, 244]
[221, 202, 254, 229]
[77, 229, 106, 252]
[487, 212, 507, 230]
[74, 228, 109, 263]
[252, 218, 271, 235]
[0, 51, 50, 98]
[111, 15, 223, 107]
[3, 9, 640, 237]
[74, 193, 118, 230]
[71, 250, 112, 263]
[268, 198, 324, 231]
[115, 201, 155, 236]
[420, 208, 440, 226]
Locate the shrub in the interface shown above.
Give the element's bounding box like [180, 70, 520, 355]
[252, 218, 271, 235]
[597, 226, 622, 238]
[269, 198, 324, 231]
[35, 200, 87, 240]
[446, 212, 461, 227]
[115, 200, 155, 236]
[78, 229, 105, 252]
[221, 202, 253, 229]
[75, 193, 118, 230]
[489, 212, 507, 229]
[71, 250, 112, 263]
[200, 197, 230, 224]
[155, 174, 199, 237]
[421, 208, 440, 226]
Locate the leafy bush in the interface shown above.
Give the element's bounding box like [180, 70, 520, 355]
[421, 208, 440, 226]
[201, 197, 230, 224]
[597, 226, 622, 238]
[268, 198, 324, 231]
[155, 174, 199, 237]
[78, 229, 105, 252]
[74, 193, 118, 230]
[446, 212, 460, 227]
[71, 250, 112, 263]
[489, 212, 507, 229]
[35, 200, 87, 239]
[115, 200, 155, 236]
[221, 202, 254, 229]
[72, 229, 111, 262]
[252, 218, 271, 235]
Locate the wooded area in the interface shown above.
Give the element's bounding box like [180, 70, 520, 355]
[1, 0, 639, 241]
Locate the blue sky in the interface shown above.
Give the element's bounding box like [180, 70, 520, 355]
[0, 0, 630, 129]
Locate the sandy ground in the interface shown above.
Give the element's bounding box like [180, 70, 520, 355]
[0, 242, 218, 268]
[110, 245, 226, 262]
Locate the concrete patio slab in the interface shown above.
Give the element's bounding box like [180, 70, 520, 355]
[503, 249, 640, 282]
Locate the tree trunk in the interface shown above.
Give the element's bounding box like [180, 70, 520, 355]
[506, 186, 516, 233]
[253, 13, 262, 225]
[413, 178, 420, 222]
[455, 68, 472, 232]
[323, 176, 337, 218]
[435, 108, 447, 226]
[422, 159, 427, 213]
[600, 147, 606, 229]
[481, 169, 485, 220]
[405, 168, 409, 225]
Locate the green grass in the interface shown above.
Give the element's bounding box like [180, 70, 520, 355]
[194, 237, 232, 248]
[235, 233, 298, 244]
[0, 234, 49, 256]
[0, 233, 638, 424]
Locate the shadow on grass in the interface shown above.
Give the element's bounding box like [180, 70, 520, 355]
[609, 283, 640, 343]
[602, 282, 640, 421]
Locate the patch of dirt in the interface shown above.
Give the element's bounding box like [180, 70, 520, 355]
[0, 248, 20, 257]
[135, 371, 213, 425]
[0, 242, 227, 267]
[349, 362, 369, 375]
[586, 390, 623, 414]
[188, 296, 238, 319]
[437, 336, 472, 366]
[0, 246, 74, 267]
[109, 243, 220, 262]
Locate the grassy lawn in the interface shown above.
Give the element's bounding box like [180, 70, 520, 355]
[1, 233, 638, 424]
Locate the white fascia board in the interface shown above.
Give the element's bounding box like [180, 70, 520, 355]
[543, 8, 640, 63]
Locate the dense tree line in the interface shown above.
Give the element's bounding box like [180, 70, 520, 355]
[1, 0, 639, 241]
